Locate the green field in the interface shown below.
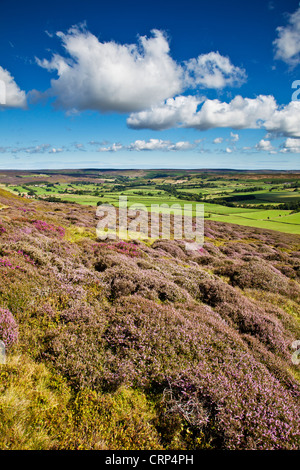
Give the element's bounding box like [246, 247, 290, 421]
[3, 170, 300, 234]
[208, 213, 300, 234]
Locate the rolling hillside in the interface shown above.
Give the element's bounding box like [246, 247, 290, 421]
[0, 188, 299, 450]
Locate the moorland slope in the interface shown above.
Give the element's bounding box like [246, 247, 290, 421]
[0, 188, 299, 450]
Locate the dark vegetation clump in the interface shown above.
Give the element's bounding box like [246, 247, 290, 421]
[0, 189, 299, 450]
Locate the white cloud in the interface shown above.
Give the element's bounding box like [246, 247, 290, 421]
[74, 143, 85, 150]
[281, 137, 300, 152]
[98, 143, 123, 152]
[184, 95, 277, 130]
[127, 95, 203, 130]
[185, 51, 246, 89]
[256, 139, 274, 151]
[25, 144, 51, 154]
[0, 66, 27, 108]
[273, 7, 300, 66]
[36, 27, 184, 113]
[36, 26, 247, 114]
[128, 94, 300, 138]
[226, 147, 232, 153]
[129, 139, 170, 151]
[128, 94, 277, 131]
[263, 100, 300, 137]
[230, 131, 239, 142]
[168, 141, 196, 151]
[1, 144, 52, 154]
[48, 147, 63, 153]
[128, 139, 195, 151]
[213, 137, 223, 144]
[96, 139, 197, 152]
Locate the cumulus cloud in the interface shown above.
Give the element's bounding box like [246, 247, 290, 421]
[256, 139, 274, 151]
[128, 139, 171, 151]
[0, 66, 27, 108]
[36, 26, 246, 114]
[185, 52, 246, 89]
[128, 94, 300, 138]
[273, 7, 300, 66]
[127, 95, 203, 130]
[36, 27, 184, 113]
[129, 139, 196, 151]
[181, 95, 277, 130]
[263, 100, 300, 137]
[281, 137, 300, 152]
[168, 141, 196, 151]
[213, 137, 223, 144]
[128, 94, 277, 131]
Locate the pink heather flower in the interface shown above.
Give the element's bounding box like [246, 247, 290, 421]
[0, 308, 18, 348]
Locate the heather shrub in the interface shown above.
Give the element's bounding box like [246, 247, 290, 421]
[5, 240, 51, 266]
[58, 300, 103, 324]
[0, 308, 18, 348]
[101, 296, 300, 449]
[219, 242, 253, 258]
[203, 242, 223, 256]
[102, 265, 190, 303]
[241, 334, 300, 400]
[197, 277, 291, 357]
[99, 240, 144, 258]
[136, 259, 159, 270]
[193, 254, 214, 266]
[94, 252, 131, 272]
[227, 259, 300, 299]
[152, 240, 187, 260]
[32, 220, 65, 238]
[217, 301, 290, 357]
[42, 319, 106, 391]
[198, 276, 237, 307]
[275, 263, 297, 279]
[165, 362, 300, 450]
[172, 269, 210, 299]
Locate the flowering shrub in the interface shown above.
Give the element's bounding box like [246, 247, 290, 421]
[101, 296, 300, 449]
[197, 275, 291, 357]
[102, 264, 190, 303]
[227, 259, 300, 300]
[152, 240, 187, 260]
[0, 307, 18, 348]
[0, 189, 299, 450]
[0, 258, 24, 271]
[20, 207, 36, 213]
[165, 362, 300, 450]
[94, 240, 143, 258]
[32, 220, 65, 238]
[16, 250, 35, 265]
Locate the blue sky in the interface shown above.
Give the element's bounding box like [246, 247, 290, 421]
[1, 0, 300, 169]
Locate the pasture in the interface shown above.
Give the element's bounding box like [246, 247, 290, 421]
[2, 169, 299, 234]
